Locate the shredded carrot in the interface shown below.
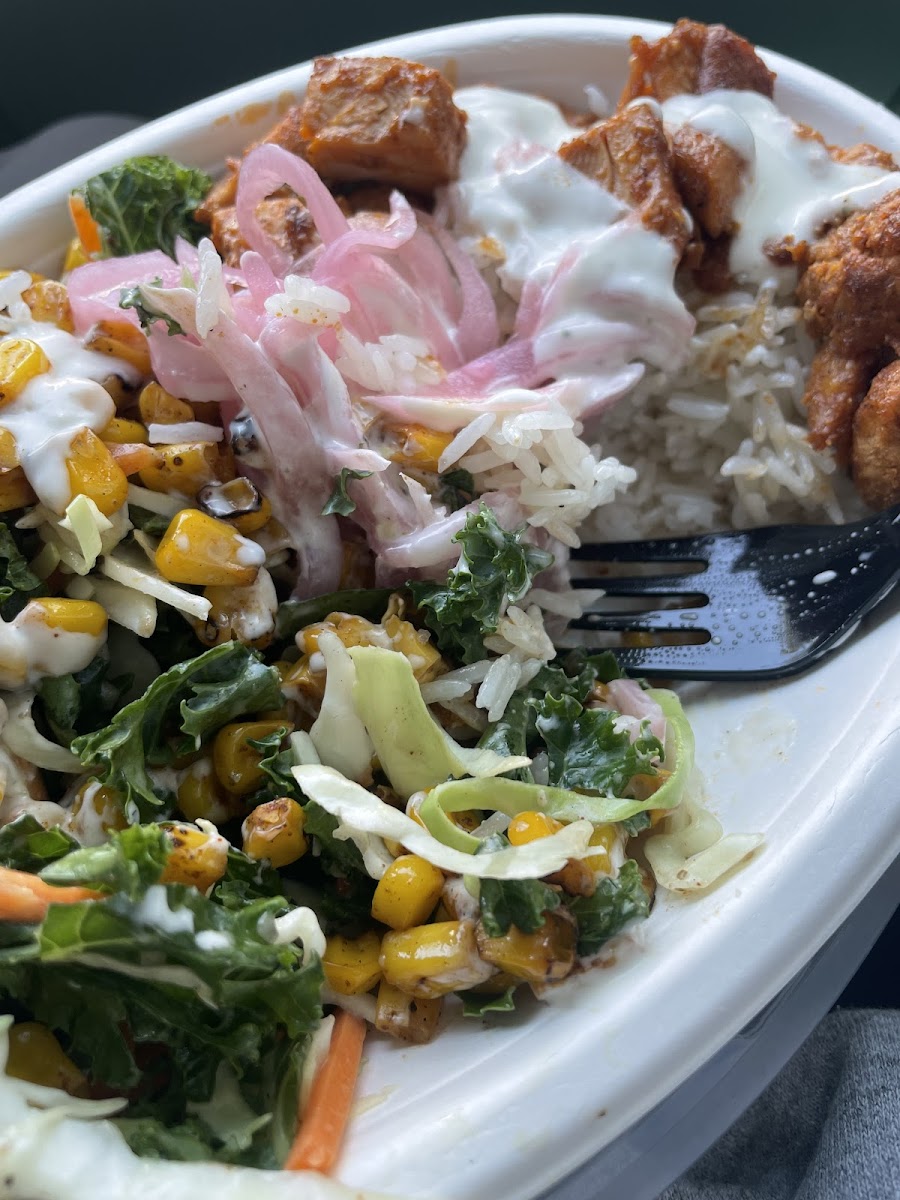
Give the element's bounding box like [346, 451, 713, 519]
[0, 865, 103, 924]
[67, 194, 102, 258]
[285, 1009, 366, 1173]
[106, 441, 161, 476]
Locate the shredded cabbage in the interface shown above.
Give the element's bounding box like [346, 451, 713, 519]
[292, 763, 594, 879]
[347, 645, 529, 798]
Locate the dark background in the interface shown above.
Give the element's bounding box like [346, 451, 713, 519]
[2, 2, 900, 148]
[1, 4, 898, 1001]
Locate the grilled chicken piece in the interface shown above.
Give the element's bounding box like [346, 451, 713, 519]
[669, 125, 747, 239]
[798, 190, 900, 357]
[619, 19, 775, 106]
[795, 190, 900, 500]
[209, 196, 318, 268]
[559, 103, 691, 251]
[196, 56, 463, 261]
[803, 345, 878, 463]
[296, 56, 466, 192]
[852, 360, 900, 509]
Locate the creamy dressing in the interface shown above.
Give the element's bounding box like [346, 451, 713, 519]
[133, 884, 197, 935]
[0, 320, 140, 512]
[449, 86, 693, 388]
[661, 89, 900, 284]
[0, 601, 106, 690]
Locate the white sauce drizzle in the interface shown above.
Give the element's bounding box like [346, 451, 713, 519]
[132, 884, 197, 935]
[448, 85, 694, 388]
[0, 601, 106, 690]
[660, 89, 900, 285]
[0, 320, 140, 512]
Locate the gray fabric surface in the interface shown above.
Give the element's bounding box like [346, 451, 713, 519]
[659, 1010, 900, 1200]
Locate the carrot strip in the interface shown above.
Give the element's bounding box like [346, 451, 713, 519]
[106, 442, 161, 476]
[67, 194, 102, 257]
[0, 865, 103, 924]
[284, 1009, 366, 1174]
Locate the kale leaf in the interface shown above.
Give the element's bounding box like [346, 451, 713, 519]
[120, 281, 184, 336]
[478, 877, 561, 938]
[321, 468, 373, 517]
[37, 649, 132, 746]
[461, 987, 517, 1018]
[40, 823, 169, 898]
[534, 693, 663, 795]
[408, 505, 553, 664]
[0, 876, 322, 1166]
[569, 859, 651, 956]
[0, 518, 41, 619]
[71, 642, 283, 820]
[437, 468, 476, 510]
[75, 155, 212, 257]
[275, 588, 392, 642]
[0, 814, 78, 873]
[128, 505, 174, 537]
[476, 652, 624, 779]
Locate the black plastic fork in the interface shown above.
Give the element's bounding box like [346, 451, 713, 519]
[559, 504, 900, 680]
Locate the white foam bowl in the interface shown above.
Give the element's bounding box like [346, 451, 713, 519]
[3, 16, 900, 1200]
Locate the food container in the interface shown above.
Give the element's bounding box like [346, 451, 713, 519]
[1, 16, 899, 1199]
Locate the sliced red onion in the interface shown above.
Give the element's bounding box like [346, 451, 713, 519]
[67, 251, 181, 333]
[315, 192, 418, 277]
[236, 144, 350, 274]
[605, 678, 667, 744]
[425, 219, 500, 361]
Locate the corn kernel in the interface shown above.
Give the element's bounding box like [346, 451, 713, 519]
[280, 654, 324, 705]
[85, 319, 152, 376]
[6, 1023, 87, 1094]
[507, 811, 563, 846]
[584, 824, 619, 874]
[242, 797, 307, 867]
[194, 578, 275, 650]
[138, 442, 236, 497]
[138, 381, 194, 425]
[0, 338, 51, 408]
[375, 980, 442, 1044]
[155, 509, 262, 587]
[380, 920, 489, 999]
[386, 424, 454, 473]
[371, 854, 444, 931]
[33, 597, 107, 637]
[323, 931, 383, 995]
[0, 428, 18, 469]
[476, 911, 576, 985]
[231, 496, 272, 535]
[383, 613, 443, 682]
[0, 466, 35, 512]
[299, 613, 379, 656]
[66, 428, 128, 516]
[63, 237, 89, 272]
[177, 758, 239, 824]
[213, 720, 291, 796]
[69, 779, 127, 841]
[101, 416, 148, 444]
[22, 279, 74, 331]
[160, 822, 229, 892]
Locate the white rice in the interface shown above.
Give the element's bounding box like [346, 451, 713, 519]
[590, 280, 863, 540]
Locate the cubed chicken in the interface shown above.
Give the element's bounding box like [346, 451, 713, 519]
[559, 103, 691, 251]
[619, 18, 775, 106]
[296, 56, 467, 192]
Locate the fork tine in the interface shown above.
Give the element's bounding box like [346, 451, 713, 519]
[571, 534, 714, 564]
[570, 607, 711, 633]
[571, 573, 710, 597]
[552, 636, 793, 680]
